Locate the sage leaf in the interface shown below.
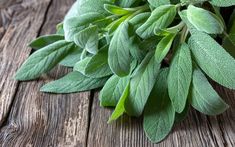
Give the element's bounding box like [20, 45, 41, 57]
[15, 40, 74, 81]
[64, 13, 104, 41]
[100, 75, 130, 107]
[148, 0, 170, 7]
[187, 5, 224, 34]
[144, 68, 175, 143]
[108, 81, 130, 122]
[190, 67, 229, 115]
[84, 46, 113, 78]
[40, 71, 108, 93]
[108, 21, 131, 77]
[155, 33, 176, 63]
[125, 52, 161, 116]
[168, 43, 192, 113]
[189, 31, 235, 89]
[136, 5, 177, 39]
[210, 0, 235, 7]
[73, 57, 92, 75]
[29, 35, 64, 50]
[104, 4, 131, 15]
[74, 25, 99, 54]
[59, 46, 82, 67]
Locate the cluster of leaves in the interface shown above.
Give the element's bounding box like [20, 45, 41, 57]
[15, 0, 235, 143]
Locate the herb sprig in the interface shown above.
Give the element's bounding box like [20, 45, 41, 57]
[15, 0, 235, 143]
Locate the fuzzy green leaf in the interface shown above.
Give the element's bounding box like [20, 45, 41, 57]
[100, 75, 130, 107]
[168, 43, 192, 113]
[210, 0, 235, 7]
[190, 67, 229, 115]
[125, 52, 161, 116]
[148, 0, 170, 7]
[187, 5, 224, 34]
[136, 5, 176, 39]
[64, 13, 104, 41]
[74, 25, 99, 54]
[40, 71, 108, 93]
[144, 68, 175, 143]
[189, 31, 235, 89]
[108, 81, 130, 122]
[15, 40, 74, 81]
[29, 35, 64, 50]
[155, 33, 176, 63]
[108, 21, 131, 77]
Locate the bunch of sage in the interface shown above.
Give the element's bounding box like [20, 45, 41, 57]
[15, 0, 235, 143]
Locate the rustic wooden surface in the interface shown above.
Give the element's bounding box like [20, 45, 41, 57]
[0, 0, 234, 147]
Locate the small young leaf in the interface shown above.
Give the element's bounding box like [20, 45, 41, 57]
[136, 5, 177, 39]
[108, 21, 131, 77]
[15, 41, 74, 81]
[190, 67, 229, 115]
[100, 75, 130, 107]
[74, 25, 99, 54]
[189, 31, 235, 89]
[155, 33, 176, 63]
[187, 5, 224, 34]
[108, 81, 130, 122]
[144, 68, 175, 143]
[104, 4, 131, 15]
[40, 71, 109, 93]
[29, 35, 64, 50]
[168, 43, 192, 113]
[125, 52, 161, 116]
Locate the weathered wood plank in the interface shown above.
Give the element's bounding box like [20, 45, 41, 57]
[0, 0, 51, 126]
[0, 0, 91, 146]
[87, 86, 235, 147]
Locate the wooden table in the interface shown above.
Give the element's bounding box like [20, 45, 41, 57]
[0, 0, 234, 146]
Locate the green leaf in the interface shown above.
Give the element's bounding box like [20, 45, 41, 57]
[129, 12, 151, 30]
[84, 46, 113, 78]
[108, 21, 131, 77]
[179, 10, 197, 31]
[190, 67, 229, 115]
[64, 13, 104, 41]
[136, 5, 177, 39]
[15, 40, 74, 81]
[73, 57, 92, 75]
[174, 102, 189, 123]
[148, 0, 170, 7]
[189, 30, 235, 89]
[210, 0, 235, 7]
[108, 81, 130, 122]
[125, 52, 161, 116]
[59, 46, 82, 67]
[168, 43, 192, 113]
[40, 71, 108, 93]
[64, 1, 79, 21]
[155, 33, 176, 63]
[100, 75, 129, 107]
[104, 4, 131, 15]
[29, 35, 64, 50]
[187, 5, 224, 34]
[118, 0, 138, 7]
[74, 25, 99, 54]
[144, 68, 175, 143]
[77, 0, 112, 15]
